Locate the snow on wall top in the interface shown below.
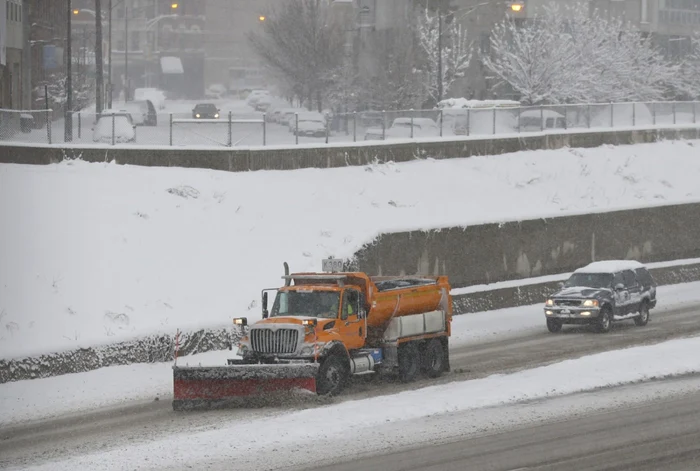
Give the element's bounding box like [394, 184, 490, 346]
[437, 98, 521, 109]
[575, 260, 645, 274]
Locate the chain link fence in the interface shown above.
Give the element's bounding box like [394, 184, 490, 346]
[2, 101, 699, 148]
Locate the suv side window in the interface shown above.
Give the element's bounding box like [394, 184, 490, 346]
[612, 272, 624, 287]
[635, 268, 654, 287]
[622, 270, 637, 288]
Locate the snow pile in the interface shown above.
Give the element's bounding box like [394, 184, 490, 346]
[1, 140, 700, 359]
[15, 335, 700, 471]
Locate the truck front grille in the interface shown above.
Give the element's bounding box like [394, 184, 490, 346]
[556, 299, 582, 307]
[251, 328, 299, 354]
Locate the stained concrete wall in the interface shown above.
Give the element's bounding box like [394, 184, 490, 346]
[1, 126, 699, 171]
[351, 202, 700, 289]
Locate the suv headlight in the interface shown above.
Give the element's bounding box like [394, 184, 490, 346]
[582, 299, 599, 307]
[545, 299, 555, 306]
[300, 345, 315, 356]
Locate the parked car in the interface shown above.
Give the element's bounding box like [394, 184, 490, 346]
[92, 109, 136, 143]
[133, 88, 166, 110]
[254, 95, 273, 112]
[192, 103, 220, 119]
[279, 109, 300, 126]
[294, 112, 327, 137]
[121, 100, 157, 126]
[519, 110, 566, 132]
[365, 117, 440, 140]
[544, 260, 657, 333]
[359, 110, 384, 128]
[246, 89, 270, 107]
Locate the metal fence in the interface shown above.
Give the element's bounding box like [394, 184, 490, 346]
[2, 101, 699, 148]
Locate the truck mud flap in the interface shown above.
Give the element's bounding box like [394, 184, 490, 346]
[172, 363, 319, 410]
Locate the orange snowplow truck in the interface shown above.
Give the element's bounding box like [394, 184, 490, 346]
[172, 259, 452, 409]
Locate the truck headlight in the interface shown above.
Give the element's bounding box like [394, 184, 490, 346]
[236, 345, 249, 356]
[300, 345, 314, 356]
[545, 299, 555, 306]
[582, 299, 599, 307]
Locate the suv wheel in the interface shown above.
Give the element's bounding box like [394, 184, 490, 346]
[634, 301, 650, 326]
[546, 318, 562, 333]
[596, 306, 612, 333]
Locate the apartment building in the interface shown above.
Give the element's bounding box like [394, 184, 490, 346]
[1, 0, 25, 108]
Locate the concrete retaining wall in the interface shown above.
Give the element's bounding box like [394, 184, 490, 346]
[1, 126, 699, 172]
[350, 202, 700, 289]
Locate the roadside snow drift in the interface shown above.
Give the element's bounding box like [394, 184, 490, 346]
[14, 335, 700, 471]
[1, 139, 700, 359]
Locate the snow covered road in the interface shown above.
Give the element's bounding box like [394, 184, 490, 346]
[2, 281, 700, 469]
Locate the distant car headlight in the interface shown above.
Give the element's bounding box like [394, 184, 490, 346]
[545, 299, 555, 306]
[583, 299, 599, 307]
[214, 113, 219, 118]
[196, 113, 200, 118]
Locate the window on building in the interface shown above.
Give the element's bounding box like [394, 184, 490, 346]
[131, 34, 140, 51]
[117, 39, 125, 51]
[641, 0, 649, 23]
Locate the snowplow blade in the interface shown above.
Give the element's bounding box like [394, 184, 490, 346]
[172, 363, 319, 410]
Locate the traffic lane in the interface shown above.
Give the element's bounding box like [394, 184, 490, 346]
[302, 389, 700, 471]
[2, 301, 698, 467]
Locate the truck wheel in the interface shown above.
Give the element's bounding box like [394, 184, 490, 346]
[596, 306, 612, 333]
[422, 339, 445, 378]
[316, 355, 349, 396]
[546, 318, 562, 333]
[634, 301, 650, 326]
[398, 343, 420, 383]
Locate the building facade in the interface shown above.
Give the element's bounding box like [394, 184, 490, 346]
[1, 0, 25, 109]
[204, 0, 279, 93]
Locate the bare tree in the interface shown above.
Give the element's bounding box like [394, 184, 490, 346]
[416, 7, 473, 104]
[248, 0, 346, 111]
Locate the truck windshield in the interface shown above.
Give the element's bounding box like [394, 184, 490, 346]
[270, 291, 341, 319]
[564, 273, 613, 289]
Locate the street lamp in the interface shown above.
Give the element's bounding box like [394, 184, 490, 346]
[259, 15, 266, 22]
[65, 0, 73, 142]
[509, 2, 524, 12]
[171, 3, 178, 9]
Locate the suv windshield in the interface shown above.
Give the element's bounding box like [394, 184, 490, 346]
[564, 273, 613, 289]
[194, 104, 217, 111]
[270, 290, 340, 319]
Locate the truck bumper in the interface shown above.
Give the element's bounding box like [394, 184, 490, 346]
[544, 306, 601, 323]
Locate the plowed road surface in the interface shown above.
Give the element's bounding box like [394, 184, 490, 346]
[2, 300, 699, 469]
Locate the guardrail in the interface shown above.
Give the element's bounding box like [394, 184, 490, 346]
[1, 101, 699, 148]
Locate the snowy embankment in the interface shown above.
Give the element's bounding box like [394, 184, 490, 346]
[2, 280, 699, 427]
[12, 335, 700, 471]
[1, 140, 700, 360]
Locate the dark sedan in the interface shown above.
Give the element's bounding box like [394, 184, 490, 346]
[192, 103, 220, 119]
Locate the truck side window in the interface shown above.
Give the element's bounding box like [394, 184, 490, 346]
[612, 272, 624, 288]
[342, 290, 358, 320]
[622, 270, 636, 288]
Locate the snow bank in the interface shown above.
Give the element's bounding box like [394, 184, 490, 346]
[1, 139, 700, 359]
[17, 335, 700, 471]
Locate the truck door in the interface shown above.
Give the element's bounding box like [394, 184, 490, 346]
[623, 269, 641, 313]
[337, 288, 365, 351]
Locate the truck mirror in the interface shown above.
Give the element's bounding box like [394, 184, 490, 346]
[262, 292, 269, 318]
[615, 283, 625, 291]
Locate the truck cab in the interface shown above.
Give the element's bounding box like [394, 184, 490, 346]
[233, 261, 452, 395]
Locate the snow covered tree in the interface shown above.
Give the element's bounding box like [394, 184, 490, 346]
[34, 71, 94, 112]
[669, 34, 700, 100]
[416, 7, 473, 104]
[361, 26, 428, 111]
[482, 2, 678, 104]
[248, 0, 346, 112]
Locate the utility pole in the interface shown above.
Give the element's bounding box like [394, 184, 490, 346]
[95, 0, 104, 113]
[22, 0, 32, 108]
[65, 0, 73, 142]
[108, 0, 112, 108]
[124, 5, 129, 102]
[437, 12, 443, 102]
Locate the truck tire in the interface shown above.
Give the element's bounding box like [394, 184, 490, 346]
[316, 355, 349, 396]
[634, 300, 650, 326]
[422, 339, 445, 378]
[596, 306, 612, 333]
[546, 319, 562, 333]
[398, 343, 420, 383]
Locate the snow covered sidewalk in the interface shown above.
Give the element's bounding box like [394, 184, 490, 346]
[12, 335, 700, 471]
